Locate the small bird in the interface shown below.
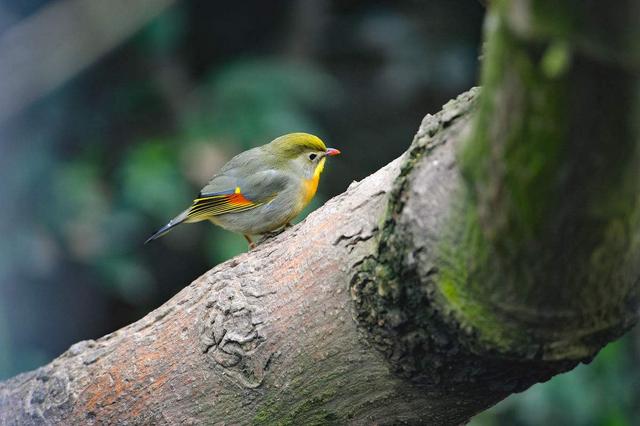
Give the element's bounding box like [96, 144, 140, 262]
[145, 132, 340, 248]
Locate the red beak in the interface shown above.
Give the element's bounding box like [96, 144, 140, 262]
[325, 148, 341, 157]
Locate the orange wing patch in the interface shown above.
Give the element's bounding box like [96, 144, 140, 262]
[228, 186, 253, 206]
[186, 187, 261, 221]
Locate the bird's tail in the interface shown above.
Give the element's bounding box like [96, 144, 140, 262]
[144, 209, 190, 244]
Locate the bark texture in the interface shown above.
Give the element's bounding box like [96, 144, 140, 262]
[2, 1, 640, 424]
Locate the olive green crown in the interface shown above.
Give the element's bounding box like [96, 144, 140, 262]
[269, 133, 326, 158]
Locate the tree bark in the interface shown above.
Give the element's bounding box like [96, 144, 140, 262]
[2, 1, 640, 425]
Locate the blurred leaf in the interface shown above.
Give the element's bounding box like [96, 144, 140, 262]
[179, 140, 230, 186]
[100, 209, 146, 253]
[602, 408, 629, 426]
[47, 162, 110, 259]
[135, 5, 186, 56]
[96, 256, 156, 305]
[50, 162, 105, 222]
[471, 337, 638, 426]
[183, 59, 339, 148]
[119, 140, 191, 219]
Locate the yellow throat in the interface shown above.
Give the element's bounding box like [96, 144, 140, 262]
[301, 157, 326, 206]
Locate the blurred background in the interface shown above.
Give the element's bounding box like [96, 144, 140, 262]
[0, 1, 636, 424]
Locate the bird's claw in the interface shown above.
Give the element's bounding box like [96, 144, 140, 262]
[257, 228, 286, 244]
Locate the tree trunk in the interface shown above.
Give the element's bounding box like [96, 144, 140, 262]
[1, 1, 639, 424]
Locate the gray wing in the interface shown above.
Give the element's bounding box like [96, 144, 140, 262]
[199, 168, 293, 205]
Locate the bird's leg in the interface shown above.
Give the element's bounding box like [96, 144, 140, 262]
[284, 222, 293, 229]
[244, 234, 256, 250]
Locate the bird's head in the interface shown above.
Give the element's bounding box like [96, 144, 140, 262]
[268, 132, 340, 180]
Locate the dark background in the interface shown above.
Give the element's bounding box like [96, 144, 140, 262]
[0, 1, 637, 424]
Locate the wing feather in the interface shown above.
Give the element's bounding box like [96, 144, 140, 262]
[186, 168, 289, 221]
[186, 189, 275, 221]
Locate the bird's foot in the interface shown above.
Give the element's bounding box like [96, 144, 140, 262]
[244, 235, 256, 250]
[257, 228, 286, 245]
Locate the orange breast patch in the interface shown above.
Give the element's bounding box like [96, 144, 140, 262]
[302, 175, 320, 206]
[299, 157, 326, 210]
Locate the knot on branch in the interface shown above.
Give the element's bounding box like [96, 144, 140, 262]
[199, 270, 275, 389]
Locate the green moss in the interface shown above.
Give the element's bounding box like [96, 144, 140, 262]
[436, 1, 640, 360]
[462, 9, 569, 246]
[252, 356, 346, 425]
[253, 390, 338, 426]
[541, 41, 571, 78]
[348, 0, 638, 403]
[253, 398, 280, 425]
[436, 193, 524, 352]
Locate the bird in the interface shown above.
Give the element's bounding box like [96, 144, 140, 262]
[145, 132, 340, 249]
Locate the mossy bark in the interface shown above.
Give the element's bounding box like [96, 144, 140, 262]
[351, 0, 640, 416]
[454, 0, 640, 359]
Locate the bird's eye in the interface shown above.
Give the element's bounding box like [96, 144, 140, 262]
[308, 153, 317, 161]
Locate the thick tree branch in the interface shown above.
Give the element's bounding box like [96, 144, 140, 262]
[457, 0, 640, 358]
[350, 0, 640, 412]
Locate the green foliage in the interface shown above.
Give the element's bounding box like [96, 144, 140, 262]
[184, 59, 339, 149]
[96, 256, 156, 305]
[472, 336, 640, 426]
[119, 141, 191, 218]
[541, 41, 571, 78]
[205, 227, 246, 264]
[136, 5, 186, 56]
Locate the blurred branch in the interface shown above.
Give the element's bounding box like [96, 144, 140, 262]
[0, 0, 177, 125]
[286, 0, 328, 60]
